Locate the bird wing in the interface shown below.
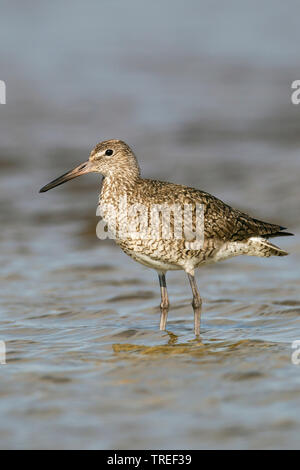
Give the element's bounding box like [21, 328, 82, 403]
[183, 187, 291, 242]
[142, 180, 292, 243]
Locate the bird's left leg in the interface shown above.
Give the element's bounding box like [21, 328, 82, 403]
[158, 272, 169, 330]
[187, 273, 202, 336]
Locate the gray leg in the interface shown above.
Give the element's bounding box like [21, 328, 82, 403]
[158, 272, 169, 330]
[187, 273, 202, 336]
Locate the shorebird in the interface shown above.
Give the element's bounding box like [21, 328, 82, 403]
[40, 139, 293, 336]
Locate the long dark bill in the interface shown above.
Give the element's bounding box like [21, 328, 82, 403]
[39, 161, 91, 193]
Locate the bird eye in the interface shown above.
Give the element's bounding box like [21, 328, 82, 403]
[105, 149, 113, 156]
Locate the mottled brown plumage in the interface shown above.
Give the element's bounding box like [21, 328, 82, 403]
[40, 139, 293, 336]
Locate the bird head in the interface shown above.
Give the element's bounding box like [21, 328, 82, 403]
[39, 139, 140, 193]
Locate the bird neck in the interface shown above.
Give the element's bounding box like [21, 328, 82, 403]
[101, 171, 141, 200]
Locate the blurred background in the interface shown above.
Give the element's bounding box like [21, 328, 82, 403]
[0, 0, 300, 450]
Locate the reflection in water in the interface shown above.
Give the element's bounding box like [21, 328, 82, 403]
[112, 336, 280, 360]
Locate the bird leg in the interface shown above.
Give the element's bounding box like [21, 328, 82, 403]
[158, 272, 169, 330]
[187, 273, 202, 336]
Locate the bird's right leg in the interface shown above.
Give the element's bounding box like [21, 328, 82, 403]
[187, 272, 202, 337]
[158, 272, 169, 330]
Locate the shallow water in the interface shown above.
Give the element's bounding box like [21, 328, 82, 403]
[1, 0, 300, 450]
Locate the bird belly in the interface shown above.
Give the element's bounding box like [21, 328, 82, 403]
[124, 250, 181, 271]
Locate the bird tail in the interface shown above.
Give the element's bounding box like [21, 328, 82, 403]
[233, 215, 293, 257]
[264, 230, 294, 239]
[248, 237, 289, 257]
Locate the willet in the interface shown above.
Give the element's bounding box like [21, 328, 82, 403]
[40, 139, 293, 336]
